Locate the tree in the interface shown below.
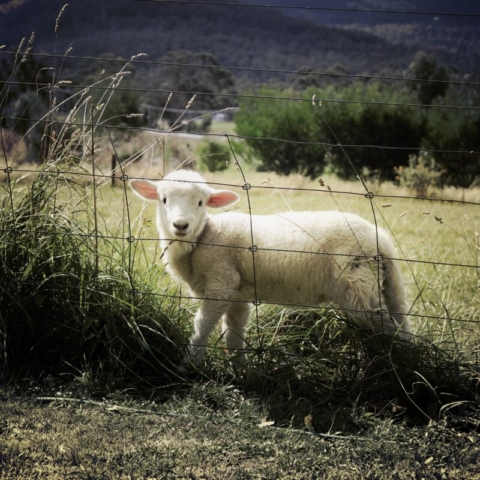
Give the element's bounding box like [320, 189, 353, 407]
[423, 98, 480, 188]
[235, 84, 425, 180]
[144, 51, 236, 111]
[290, 64, 352, 90]
[407, 52, 450, 106]
[328, 96, 426, 180]
[235, 87, 328, 178]
[0, 55, 52, 160]
[62, 53, 145, 128]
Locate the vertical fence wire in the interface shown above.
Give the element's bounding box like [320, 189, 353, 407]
[0, 40, 479, 367]
[226, 134, 264, 357]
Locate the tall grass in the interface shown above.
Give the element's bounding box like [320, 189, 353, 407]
[0, 35, 478, 434]
[0, 166, 189, 389]
[0, 37, 192, 388]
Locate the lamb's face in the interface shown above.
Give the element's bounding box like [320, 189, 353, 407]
[158, 182, 211, 241]
[130, 171, 240, 243]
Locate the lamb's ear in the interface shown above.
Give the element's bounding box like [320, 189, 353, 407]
[207, 189, 239, 208]
[129, 179, 159, 201]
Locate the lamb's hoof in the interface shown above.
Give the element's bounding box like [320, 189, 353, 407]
[177, 351, 202, 375]
[231, 362, 247, 379]
[177, 363, 190, 375]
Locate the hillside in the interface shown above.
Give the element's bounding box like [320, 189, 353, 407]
[1, 0, 479, 113]
[1, 0, 417, 78]
[2, 0, 479, 86]
[242, 0, 480, 74]
[249, 0, 480, 25]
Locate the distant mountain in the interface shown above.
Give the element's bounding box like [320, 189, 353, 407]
[0, 1, 414, 72]
[244, 0, 480, 26]
[0, 0, 478, 87]
[242, 0, 480, 73]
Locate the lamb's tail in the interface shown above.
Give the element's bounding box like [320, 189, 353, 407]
[383, 257, 413, 341]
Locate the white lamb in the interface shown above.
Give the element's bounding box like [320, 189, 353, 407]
[130, 169, 412, 368]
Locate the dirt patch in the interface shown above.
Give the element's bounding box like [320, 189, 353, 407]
[1, 394, 479, 479]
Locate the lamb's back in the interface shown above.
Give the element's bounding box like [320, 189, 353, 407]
[191, 211, 387, 305]
[203, 210, 381, 253]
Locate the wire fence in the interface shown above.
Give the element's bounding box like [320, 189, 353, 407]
[1, 142, 479, 328]
[1, 1, 480, 366]
[136, 0, 480, 18]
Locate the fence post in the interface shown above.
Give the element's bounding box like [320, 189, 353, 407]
[111, 154, 116, 187]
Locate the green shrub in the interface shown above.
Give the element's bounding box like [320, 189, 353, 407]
[423, 91, 480, 188]
[235, 84, 425, 180]
[235, 87, 327, 178]
[394, 152, 443, 197]
[325, 89, 426, 180]
[407, 52, 450, 106]
[197, 140, 231, 172]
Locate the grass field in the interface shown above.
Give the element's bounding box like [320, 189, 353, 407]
[1, 126, 479, 478]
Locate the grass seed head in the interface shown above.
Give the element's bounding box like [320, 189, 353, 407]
[55, 4, 68, 34]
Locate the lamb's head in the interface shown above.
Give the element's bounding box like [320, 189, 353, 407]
[130, 170, 239, 241]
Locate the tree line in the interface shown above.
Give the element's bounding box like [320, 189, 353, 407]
[234, 54, 480, 189]
[2, 49, 479, 189]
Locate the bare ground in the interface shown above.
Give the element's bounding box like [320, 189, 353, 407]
[1, 392, 480, 480]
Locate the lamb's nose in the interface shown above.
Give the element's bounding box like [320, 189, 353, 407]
[173, 221, 189, 231]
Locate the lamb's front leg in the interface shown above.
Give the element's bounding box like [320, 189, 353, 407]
[182, 300, 229, 369]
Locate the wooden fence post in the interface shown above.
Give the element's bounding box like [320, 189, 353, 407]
[111, 154, 116, 187]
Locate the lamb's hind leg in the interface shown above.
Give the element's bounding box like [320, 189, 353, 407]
[222, 302, 251, 365]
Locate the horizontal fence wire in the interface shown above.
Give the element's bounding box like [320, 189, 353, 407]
[3, 165, 480, 207]
[0, 219, 479, 271]
[2, 117, 480, 158]
[2, 50, 480, 87]
[1, 1, 480, 363]
[136, 0, 480, 18]
[2, 80, 479, 112]
[0, 276, 476, 328]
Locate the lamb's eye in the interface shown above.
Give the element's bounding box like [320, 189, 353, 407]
[198, 200, 203, 207]
[163, 197, 167, 204]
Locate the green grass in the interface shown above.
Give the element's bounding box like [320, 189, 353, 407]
[0, 166, 191, 391]
[1, 156, 478, 434]
[0, 46, 478, 438]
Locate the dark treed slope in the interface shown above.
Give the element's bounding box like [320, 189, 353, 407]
[1, 0, 419, 81]
[245, 0, 480, 25]
[242, 0, 480, 74]
[3, 0, 479, 82]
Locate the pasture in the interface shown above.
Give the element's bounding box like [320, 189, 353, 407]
[1, 137, 479, 477]
[1, 1, 479, 474]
